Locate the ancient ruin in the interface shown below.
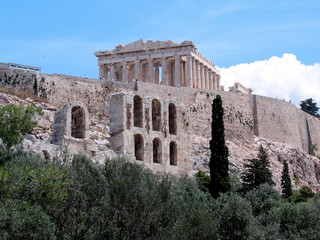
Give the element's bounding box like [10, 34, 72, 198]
[109, 92, 191, 174]
[51, 101, 89, 145]
[95, 40, 221, 90]
[1, 39, 320, 191]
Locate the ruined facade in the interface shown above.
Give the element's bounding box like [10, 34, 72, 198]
[109, 92, 191, 174]
[2, 39, 320, 181]
[229, 82, 253, 95]
[51, 101, 90, 145]
[95, 40, 221, 90]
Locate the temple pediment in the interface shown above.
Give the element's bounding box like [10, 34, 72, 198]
[95, 39, 195, 56]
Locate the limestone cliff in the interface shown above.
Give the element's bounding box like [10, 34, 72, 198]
[192, 135, 320, 192]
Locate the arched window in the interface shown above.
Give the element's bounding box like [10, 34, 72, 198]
[71, 106, 86, 138]
[134, 134, 144, 161]
[134, 95, 143, 127]
[169, 103, 177, 135]
[153, 138, 162, 163]
[170, 141, 177, 166]
[152, 99, 161, 131]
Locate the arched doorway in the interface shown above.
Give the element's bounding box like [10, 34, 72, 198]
[152, 99, 161, 131]
[134, 134, 144, 161]
[170, 141, 177, 166]
[71, 106, 86, 138]
[169, 103, 177, 135]
[153, 138, 162, 163]
[134, 95, 143, 127]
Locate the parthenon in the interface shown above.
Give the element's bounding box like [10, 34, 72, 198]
[95, 39, 221, 90]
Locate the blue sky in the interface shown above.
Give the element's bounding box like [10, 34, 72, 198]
[1, 0, 320, 105]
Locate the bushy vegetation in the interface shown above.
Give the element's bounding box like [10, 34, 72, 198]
[0, 104, 43, 151]
[0, 150, 320, 239]
[1, 101, 320, 239]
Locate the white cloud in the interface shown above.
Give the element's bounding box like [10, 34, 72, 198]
[219, 54, 320, 106]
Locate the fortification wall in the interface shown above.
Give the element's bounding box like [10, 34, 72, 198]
[254, 96, 305, 150]
[0, 67, 37, 94]
[1, 67, 320, 155]
[253, 95, 320, 155]
[135, 81, 254, 141]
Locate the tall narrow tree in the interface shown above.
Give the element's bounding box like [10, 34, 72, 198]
[281, 159, 292, 199]
[209, 95, 230, 198]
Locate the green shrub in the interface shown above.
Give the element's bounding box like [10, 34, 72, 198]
[213, 193, 256, 240]
[0, 104, 43, 151]
[195, 170, 210, 192]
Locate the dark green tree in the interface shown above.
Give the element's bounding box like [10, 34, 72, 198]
[195, 170, 210, 192]
[300, 98, 319, 117]
[209, 95, 230, 198]
[241, 146, 274, 191]
[281, 159, 292, 199]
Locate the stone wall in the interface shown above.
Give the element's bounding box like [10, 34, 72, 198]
[1, 67, 320, 156]
[253, 95, 320, 156]
[109, 92, 191, 175]
[51, 101, 90, 145]
[0, 67, 38, 94]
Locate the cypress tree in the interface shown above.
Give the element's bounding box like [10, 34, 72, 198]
[241, 146, 274, 192]
[258, 146, 274, 186]
[209, 95, 230, 198]
[281, 159, 292, 199]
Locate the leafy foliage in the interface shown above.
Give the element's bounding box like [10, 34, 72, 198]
[103, 158, 215, 240]
[245, 184, 282, 239]
[1, 149, 320, 239]
[287, 186, 315, 203]
[195, 170, 210, 192]
[278, 202, 320, 239]
[209, 95, 230, 198]
[213, 193, 255, 240]
[0, 104, 43, 151]
[300, 98, 319, 117]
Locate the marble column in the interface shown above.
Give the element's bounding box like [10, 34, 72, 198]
[174, 55, 181, 86]
[161, 58, 167, 85]
[148, 59, 154, 83]
[196, 60, 200, 88]
[216, 75, 220, 91]
[192, 57, 196, 88]
[110, 64, 115, 81]
[99, 65, 105, 79]
[122, 62, 128, 83]
[203, 66, 207, 89]
[135, 60, 140, 82]
[201, 63, 205, 89]
[186, 55, 192, 87]
[154, 67, 160, 84]
[208, 70, 213, 90]
[205, 67, 209, 90]
[212, 72, 216, 90]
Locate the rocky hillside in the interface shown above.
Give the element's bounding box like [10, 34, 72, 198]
[192, 135, 320, 192]
[0, 87, 116, 163]
[1, 87, 320, 192]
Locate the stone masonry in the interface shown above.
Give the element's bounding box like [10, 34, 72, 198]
[51, 101, 90, 145]
[1, 39, 320, 176]
[109, 92, 192, 175]
[95, 40, 221, 90]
